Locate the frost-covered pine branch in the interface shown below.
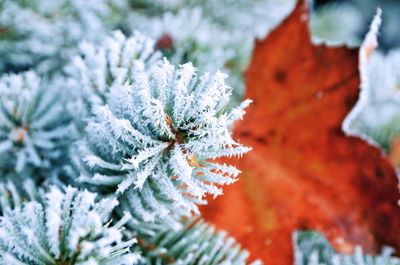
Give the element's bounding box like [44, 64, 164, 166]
[124, 8, 252, 106]
[124, 0, 296, 107]
[0, 71, 76, 179]
[136, 216, 262, 265]
[127, 0, 296, 39]
[0, 176, 39, 214]
[0, 0, 128, 73]
[294, 231, 400, 265]
[67, 30, 161, 130]
[0, 186, 139, 265]
[73, 31, 252, 222]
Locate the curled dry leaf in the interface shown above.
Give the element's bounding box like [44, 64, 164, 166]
[201, 1, 400, 264]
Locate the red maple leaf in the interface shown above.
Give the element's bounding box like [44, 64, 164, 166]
[201, 1, 400, 264]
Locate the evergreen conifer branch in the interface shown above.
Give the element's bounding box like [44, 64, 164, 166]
[0, 71, 76, 178]
[67, 30, 162, 129]
[71, 30, 252, 222]
[124, 7, 253, 106]
[0, 0, 128, 73]
[2, 1, 394, 264]
[294, 231, 399, 265]
[136, 217, 262, 265]
[0, 176, 39, 214]
[0, 186, 139, 265]
[123, 0, 295, 108]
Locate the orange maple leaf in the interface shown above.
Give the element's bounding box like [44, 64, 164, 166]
[200, 1, 400, 264]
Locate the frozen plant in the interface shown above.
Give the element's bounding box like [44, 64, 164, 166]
[310, 0, 400, 50]
[76, 42, 252, 222]
[125, 8, 251, 107]
[0, 186, 139, 265]
[0, 0, 128, 73]
[127, 0, 296, 39]
[0, 71, 76, 178]
[310, 2, 363, 47]
[137, 217, 262, 265]
[67, 30, 162, 130]
[347, 49, 400, 151]
[294, 231, 399, 265]
[0, 176, 39, 214]
[124, 0, 296, 107]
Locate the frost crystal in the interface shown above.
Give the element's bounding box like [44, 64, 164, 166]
[137, 217, 262, 265]
[345, 48, 400, 150]
[0, 0, 127, 73]
[294, 231, 399, 265]
[124, 0, 296, 107]
[67, 30, 162, 128]
[0, 186, 139, 265]
[0, 71, 76, 177]
[74, 34, 252, 220]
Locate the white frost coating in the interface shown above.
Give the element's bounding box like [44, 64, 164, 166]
[0, 0, 129, 73]
[342, 8, 382, 138]
[45, 187, 64, 258]
[67, 30, 162, 131]
[344, 51, 400, 152]
[0, 71, 76, 175]
[294, 230, 399, 265]
[310, 3, 363, 47]
[75, 31, 252, 224]
[124, 0, 296, 108]
[142, 217, 257, 265]
[0, 187, 139, 265]
[341, 7, 400, 158]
